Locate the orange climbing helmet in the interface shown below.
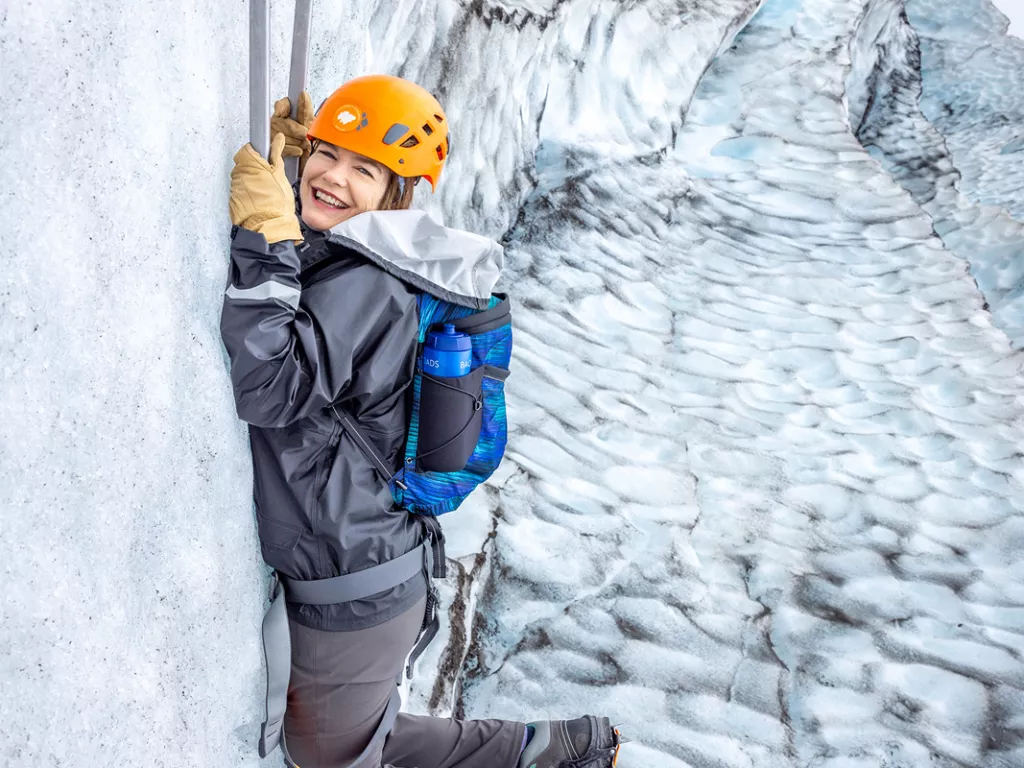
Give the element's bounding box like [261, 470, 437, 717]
[307, 74, 450, 191]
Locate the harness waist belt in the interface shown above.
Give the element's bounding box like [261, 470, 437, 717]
[280, 542, 427, 605]
[260, 541, 432, 763]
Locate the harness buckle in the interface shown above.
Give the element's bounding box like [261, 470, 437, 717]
[267, 570, 281, 602]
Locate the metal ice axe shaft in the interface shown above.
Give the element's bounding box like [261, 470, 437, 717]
[249, 1, 313, 177]
[286, 0, 314, 183]
[249, 0, 271, 159]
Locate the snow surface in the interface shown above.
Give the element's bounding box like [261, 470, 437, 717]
[1, 0, 1022, 767]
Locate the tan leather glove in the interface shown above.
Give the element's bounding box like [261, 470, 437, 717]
[271, 91, 315, 176]
[229, 132, 302, 244]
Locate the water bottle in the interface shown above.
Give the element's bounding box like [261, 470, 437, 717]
[422, 324, 472, 378]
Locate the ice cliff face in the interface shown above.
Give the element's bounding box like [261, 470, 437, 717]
[852, 0, 1024, 345]
[1, 0, 1022, 766]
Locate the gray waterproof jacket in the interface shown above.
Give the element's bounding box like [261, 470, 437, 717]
[221, 209, 503, 631]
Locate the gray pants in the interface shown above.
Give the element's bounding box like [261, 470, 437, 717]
[284, 597, 526, 768]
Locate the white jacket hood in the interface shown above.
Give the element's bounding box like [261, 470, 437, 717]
[328, 210, 503, 309]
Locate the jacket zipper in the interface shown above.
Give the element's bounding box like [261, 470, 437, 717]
[299, 254, 344, 288]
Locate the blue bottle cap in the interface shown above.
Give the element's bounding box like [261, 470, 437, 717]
[428, 324, 472, 353]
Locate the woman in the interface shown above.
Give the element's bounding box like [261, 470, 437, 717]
[221, 74, 623, 768]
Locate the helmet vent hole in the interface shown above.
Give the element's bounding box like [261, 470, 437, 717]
[436, 145, 444, 161]
[400, 135, 421, 148]
[434, 114, 444, 123]
[382, 123, 410, 146]
[422, 123, 434, 136]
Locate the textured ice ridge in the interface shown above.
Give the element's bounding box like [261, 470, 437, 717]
[407, 1, 1024, 768]
[852, 0, 1024, 346]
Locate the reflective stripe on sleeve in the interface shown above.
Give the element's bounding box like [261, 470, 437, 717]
[225, 280, 301, 310]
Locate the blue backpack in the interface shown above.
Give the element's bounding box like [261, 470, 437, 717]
[334, 292, 512, 517]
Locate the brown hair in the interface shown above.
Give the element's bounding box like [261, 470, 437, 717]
[378, 172, 419, 210]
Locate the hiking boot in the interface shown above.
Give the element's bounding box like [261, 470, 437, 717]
[517, 715, 623, 768]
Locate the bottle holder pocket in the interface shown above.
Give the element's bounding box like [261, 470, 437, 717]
[417, 366, 485, 472]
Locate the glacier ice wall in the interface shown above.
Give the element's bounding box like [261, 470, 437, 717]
[0, 3, 273, 766]
[430, 0, 1024, 767]
[850, 0, 1024, 345]
[2, 0, 1023, 766]
[907, 0, 1024, 220]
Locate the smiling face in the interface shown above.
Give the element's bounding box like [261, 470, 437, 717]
[299, 141, 392, 230]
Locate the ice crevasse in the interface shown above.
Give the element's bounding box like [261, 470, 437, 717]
[0, 0, 1022, 766]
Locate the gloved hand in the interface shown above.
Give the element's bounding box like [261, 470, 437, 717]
[271, 91, 315, 176]
[229, 132, 302, 244]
